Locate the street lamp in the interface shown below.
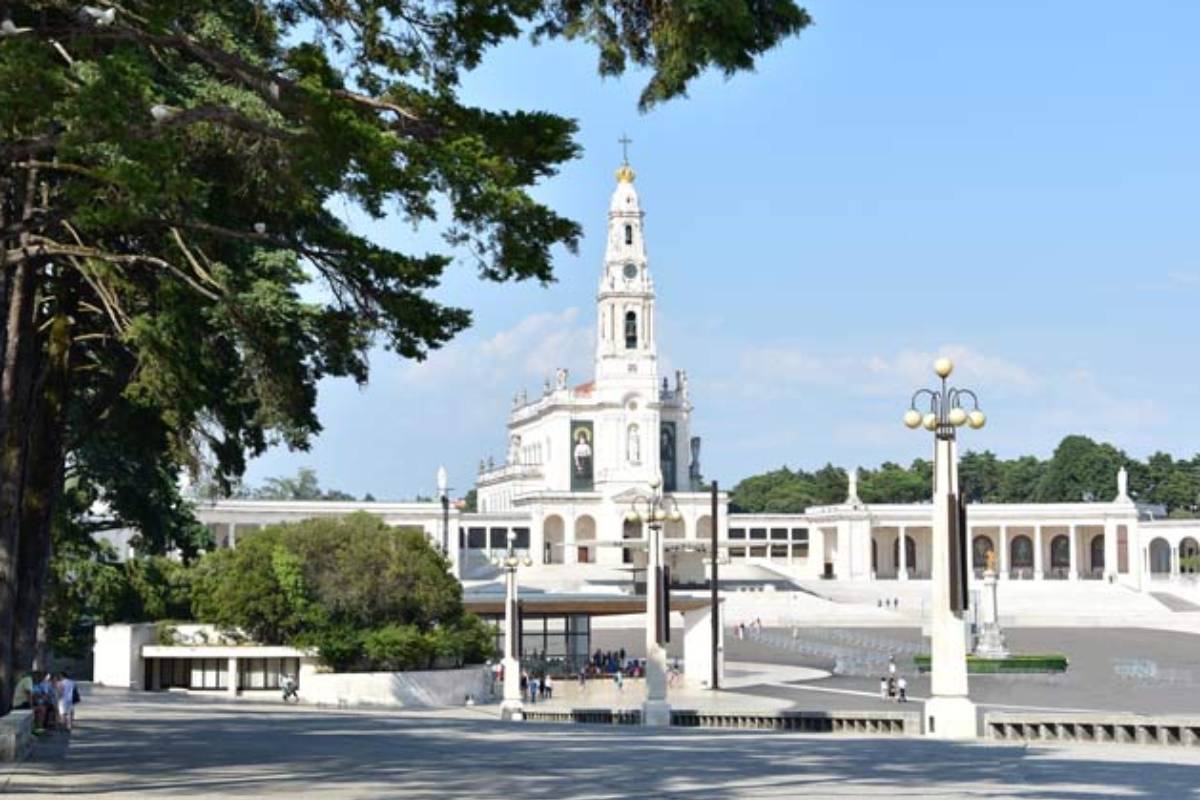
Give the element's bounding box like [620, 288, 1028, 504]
[903, 357, 986, 738]
[492, 529, 532, 720]
[626, 473, 682, 726]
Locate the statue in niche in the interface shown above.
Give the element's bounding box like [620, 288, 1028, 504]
[508, 435, 521, 465]
[627, 424, 641, 464]
[555, 368, 568, 390]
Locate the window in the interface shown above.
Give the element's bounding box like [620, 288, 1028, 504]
[750, 546, 767, 558]
[624, 224, 633, 245]
[489, 527, 508, 549]
[770, 528, 788, 541]
[730, 547, 746, 558]
[512, 528, 530, 549]
[467, 527, 486, 549]
[749, 528, 767, 540]
[729, 528, 746, 540]
[625, 311, 638, 349]
[791, 528, 808, 541]
[770, 545, 788, 559]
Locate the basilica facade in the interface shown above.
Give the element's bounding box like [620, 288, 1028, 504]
[187, 163, 1200, 596]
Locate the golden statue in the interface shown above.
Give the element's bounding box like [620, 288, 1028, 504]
[985, 549, 997, 573]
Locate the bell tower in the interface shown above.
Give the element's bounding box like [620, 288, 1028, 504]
[595, 148, 658, 385]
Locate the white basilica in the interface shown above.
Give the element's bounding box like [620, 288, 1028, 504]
[188, 161, 1200, 598]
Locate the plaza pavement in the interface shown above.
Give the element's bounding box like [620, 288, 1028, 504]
[6, 687, 1200, 799]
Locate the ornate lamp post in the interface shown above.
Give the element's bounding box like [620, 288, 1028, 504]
[903, 357, 986, 738]
[626, 474, 682, 726]
[492, 530, 532, 720]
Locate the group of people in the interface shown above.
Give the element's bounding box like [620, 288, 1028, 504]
[13, 671, 79, 733]
[879, 657, 907, 703]
[733, 618, 764, 640]
[519, 671, 552, 703]
[585, 649, 641, 677]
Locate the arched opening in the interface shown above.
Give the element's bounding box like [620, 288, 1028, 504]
[1090, 534, 1105, 575]
[1149, 538, 1171, 575]
[624, 311, 638, 349]
[575, 515, 596, 564]
[1050, 534, 1070, 575]
[972, 535, 994, 571]
[1181, 537, 1199, 575]
[664, 518, 685, 540]
[695, 515, 713, 542]
[892, 535, 916, 575]
[1010, 535, 1033, 576]
[622, 516, 643, 565]
[624, 224, 633, 245]
[543, 515, 565, 565]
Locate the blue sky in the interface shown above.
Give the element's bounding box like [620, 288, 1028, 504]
[245, 0, 1200, 499]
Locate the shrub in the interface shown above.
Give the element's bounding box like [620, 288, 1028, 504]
[363, 625, 431, 671]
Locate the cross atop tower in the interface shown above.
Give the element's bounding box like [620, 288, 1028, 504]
[618, 133, 632, 165]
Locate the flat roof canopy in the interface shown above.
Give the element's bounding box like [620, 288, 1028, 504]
[463, 593, 715, 617]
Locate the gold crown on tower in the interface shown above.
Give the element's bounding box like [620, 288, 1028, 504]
[616, 163, 636, 183]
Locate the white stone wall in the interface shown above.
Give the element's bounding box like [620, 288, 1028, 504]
[93, 623, 157, 688]
[300, 666, 491, 709]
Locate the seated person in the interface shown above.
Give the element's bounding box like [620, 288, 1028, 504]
[13, 673, 34, 710]
[32, 674, 57, 731]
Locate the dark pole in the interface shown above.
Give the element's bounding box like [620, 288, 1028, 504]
[710, 479, 719, 690]
[441, 494, 449, 555]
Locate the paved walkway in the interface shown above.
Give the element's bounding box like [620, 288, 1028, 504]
[6, 687, 1200, 798]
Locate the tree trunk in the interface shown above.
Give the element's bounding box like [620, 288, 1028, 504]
[0, 167, 41, 714]
[0, 257, 37, 714]
[13, 308, 72, 677]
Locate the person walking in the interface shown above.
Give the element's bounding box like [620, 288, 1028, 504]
[888, 656, 896, 678]
[543, 674, 553, 701]
[898, 676, 908, 703]
[528, 674, 539, 704]
[56, 672, 76, 733]
[879, 676, 888, 701]
[615, 670, 624, 692]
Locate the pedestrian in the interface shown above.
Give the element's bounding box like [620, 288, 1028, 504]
[528, 674, 539, 704]
[32, 673, 56, 732]
[13, 672, 33, 710]
[879, 676, 888, 700]
[887, 675, 896, 701]
[56, 672, 76, 733]
[898, 676, 908, 703]
[888, 656, 896, 677]
[578, 667, 587, 690]
[894, 597, 900, 609]
[544, 674, 553, 700]
[615, 670, 624, 691]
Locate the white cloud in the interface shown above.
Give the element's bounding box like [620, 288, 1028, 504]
[732, 343, 1035, 400]
[395, 307, 593, 392]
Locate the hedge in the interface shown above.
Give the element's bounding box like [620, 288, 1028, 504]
[913, 654, 1068, 674]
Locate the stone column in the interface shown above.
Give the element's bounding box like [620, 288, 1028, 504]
[228, 522, 237, 549]
[1104, 519, 1118, 581]
[564, 512, 577, 565]
[1171, 545, 1180, 577]
[643, 523, 670, 726]
[1033, 525, 1044, 580]
[925, 436, 975, 738]
[810, 526, 826, 578]
[228, 657, 239, 697]
[898, 526, 909, 580]
[998, 526, 1008, 580]
[1068, 524, 1079, 581]
[500, 565, 523, 720]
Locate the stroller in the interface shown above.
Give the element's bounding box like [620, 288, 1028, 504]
[281, 675, 299, 703]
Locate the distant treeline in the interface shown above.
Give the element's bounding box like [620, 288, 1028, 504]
[728, 435, 1199, 518]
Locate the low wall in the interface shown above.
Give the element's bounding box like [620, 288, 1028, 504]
[521, 707, 921, 735]
[985, 712, 1200, 747]
[0, 710, 33, 762]
[302, 666, 489, 709]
